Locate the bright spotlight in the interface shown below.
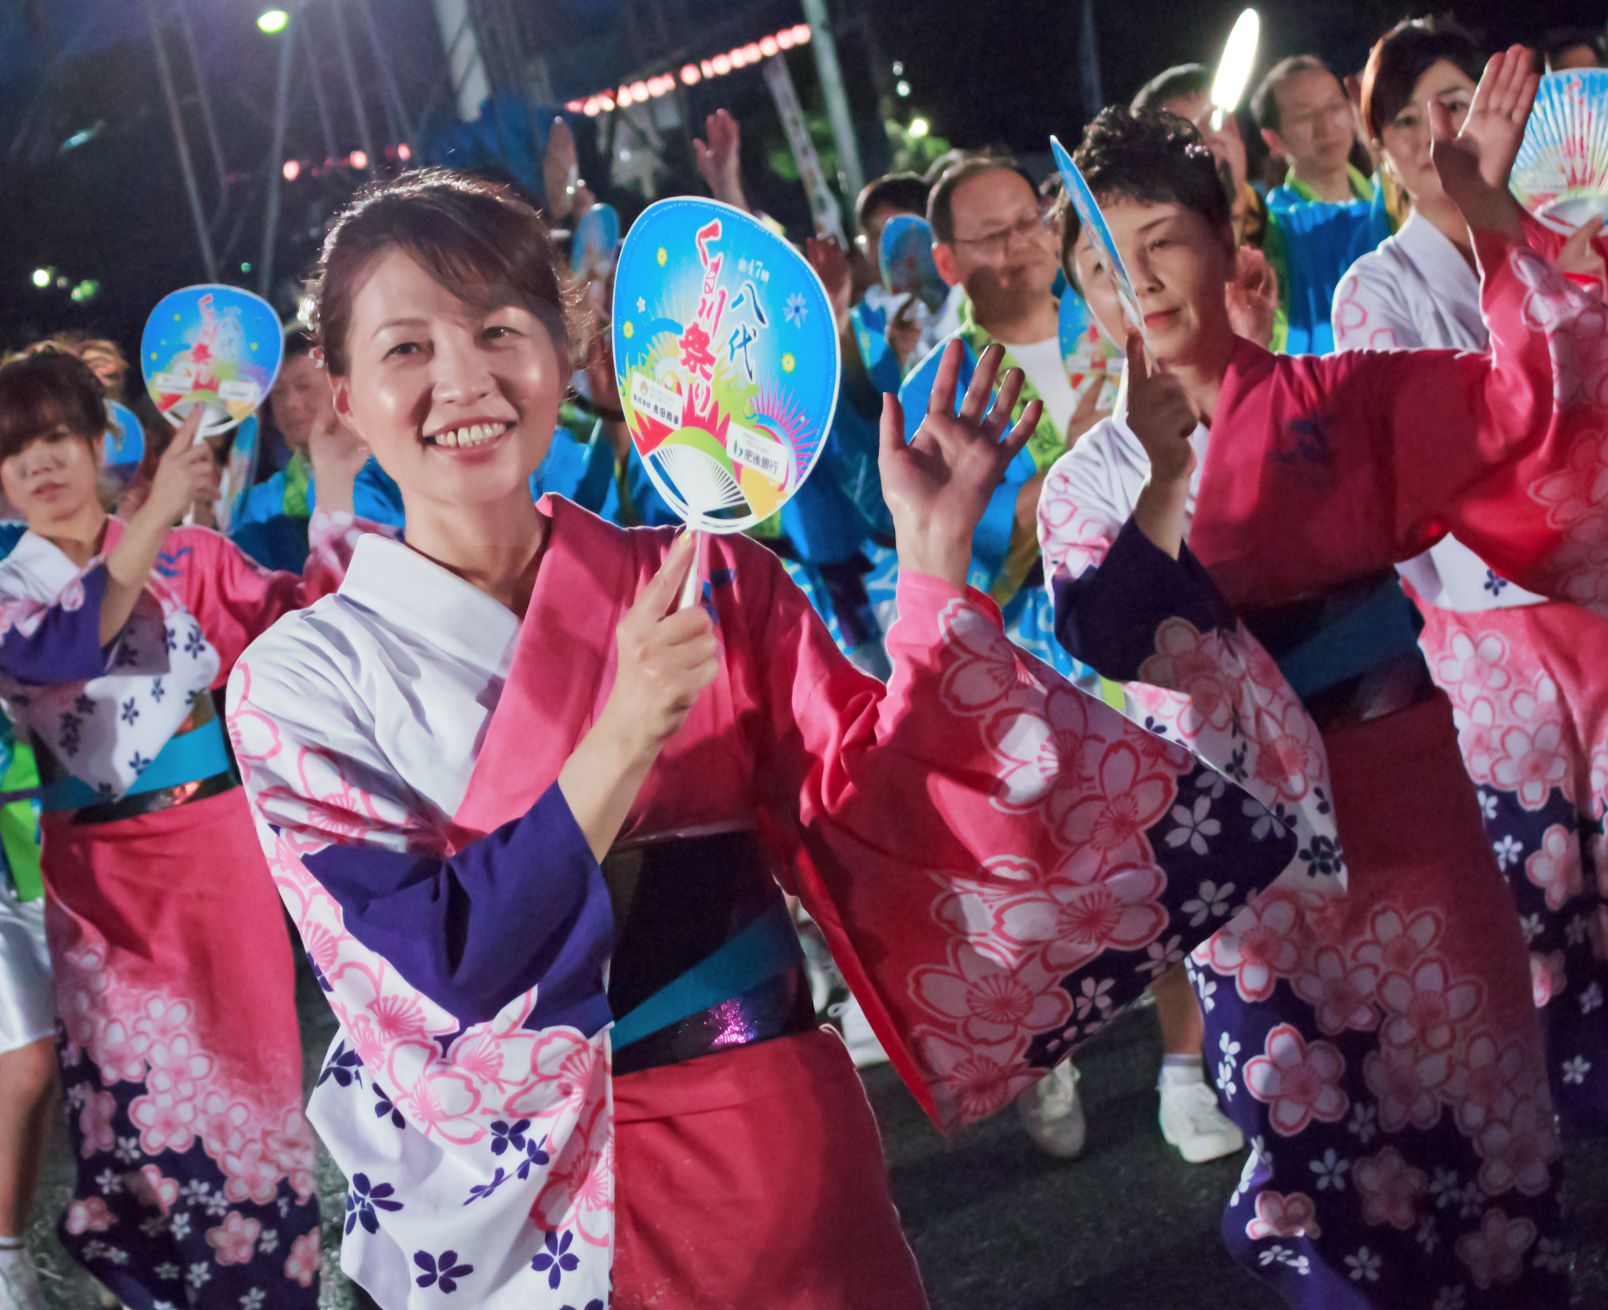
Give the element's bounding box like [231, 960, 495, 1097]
[31, 268, 51, 288]
[257, 9, 290, 35]
[909, 117, 930, 138]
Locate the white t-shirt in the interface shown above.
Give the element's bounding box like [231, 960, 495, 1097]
[1002, 335, 1078, 438]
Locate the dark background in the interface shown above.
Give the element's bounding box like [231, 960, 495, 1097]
[1, 0, 1603, 353]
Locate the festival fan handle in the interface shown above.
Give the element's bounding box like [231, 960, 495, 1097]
[676, 530, 702, 611]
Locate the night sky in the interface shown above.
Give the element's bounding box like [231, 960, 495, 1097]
[0, 0, 1602, 354]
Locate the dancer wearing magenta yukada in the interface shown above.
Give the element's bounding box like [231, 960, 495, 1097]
[224, 170, 1355, 1310]
[1332, 17, 1608, 1138]
[1040, 55, 1604, 1307]
[0, 349, 373, 1308]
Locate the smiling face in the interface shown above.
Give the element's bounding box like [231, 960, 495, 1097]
[329, 248, 566, 514]
[932, 167, 1059, 321]
[1070, 195, 1235, 368]
[1378, 59, 1476, 204]
[0, 425, 101, 531]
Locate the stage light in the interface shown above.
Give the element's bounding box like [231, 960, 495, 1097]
[282, 158, 301, 182]
[70, 279, 99, 302]
[349, 149, 369, 170]
[573, 24, 813, 114]
[897, 80, 910, 97]
[257, 9, 290, 35]
[30, 268, 51, 288]
[397, 143, 412, 161]
[909, 117, 930, 138]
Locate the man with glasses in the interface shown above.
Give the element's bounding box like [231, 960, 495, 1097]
[905, 156, 1085, 630]
[896, 155, 1098, 1160]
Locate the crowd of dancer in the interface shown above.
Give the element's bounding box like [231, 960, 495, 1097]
[0, 14, 1606, 1310]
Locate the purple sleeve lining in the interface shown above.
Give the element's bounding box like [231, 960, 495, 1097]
[303, 781, 614, 1032]
[0, 563, 112, 686]
[1052, 516, 1234, 679]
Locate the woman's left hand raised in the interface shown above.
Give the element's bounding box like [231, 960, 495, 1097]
[1431, 44, 1537, 238]
[878, 339, 1040, 589]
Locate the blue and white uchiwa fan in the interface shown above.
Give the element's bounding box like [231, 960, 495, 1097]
[1512, 69, 1608, 235]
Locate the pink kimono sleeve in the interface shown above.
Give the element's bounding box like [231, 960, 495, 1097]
[1348, 231, 1608, 610]
[172, 510, 379, 680]
[733, 544, 1337, 1130]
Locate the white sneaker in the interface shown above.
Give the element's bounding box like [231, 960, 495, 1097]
[0, 1245, 46, 1310]
[1159, 1079, 1245, 1163]
[1016, 1061, 1086, 1158]
[834, 994, 890, 1069]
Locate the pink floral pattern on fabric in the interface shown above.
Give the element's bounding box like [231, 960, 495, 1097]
[1035, 472, 1345, 895]
[51, 936, 317, 1207]
[1352, 1147, 1428, 1231]
[1245, 1189, 1322, 1241]
[229, 656, 611, 1297]
[1332, 271, 1405, 351]
[1454, 1208, 1537, 1291]
[1243, 1024, 1349, 1136]
[1508, 249, 1608, 607]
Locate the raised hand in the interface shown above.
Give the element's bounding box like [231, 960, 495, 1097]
[1225, 244, 1280, 347]
[879, 340, 1041, 587]
[145, 408, 217, 527]
[1125, 331, 1196, 486]
[887, 295, 923, 366]
[542, 117, 580, 222]
[1125, 331, 1197, 559]
[559, 532, 720, 857]
[597, 533, 720, 753]
[102, 406, 218, 641]
[1431, 44, 1537, 237]
[805, 235, 853, 331]
[582, 315, 624, 418]
[1555, 214, 1608, 294]
[306, 404, 369, 514]
[694, 109, 749, 211]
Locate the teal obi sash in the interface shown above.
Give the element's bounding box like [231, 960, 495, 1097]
[610, 899, 802, 1051]
[1272, 576, 1424, 701]
[41, 713, 235, 815]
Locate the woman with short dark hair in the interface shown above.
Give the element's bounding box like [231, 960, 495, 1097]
[0, 346, 370, 1305]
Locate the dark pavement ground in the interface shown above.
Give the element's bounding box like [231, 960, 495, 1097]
[24, 970, 1608, 1309]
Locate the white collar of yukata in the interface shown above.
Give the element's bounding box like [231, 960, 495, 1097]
[337, 532, 521, 671]
[1392, 209, 1479, 298]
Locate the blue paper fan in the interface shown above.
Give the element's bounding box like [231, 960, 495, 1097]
[878, 214, 948, 311]
[1058, 288, 1121, 412]
[1512, 69, 1608, 235]
[1050, 135, 1145, 340]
